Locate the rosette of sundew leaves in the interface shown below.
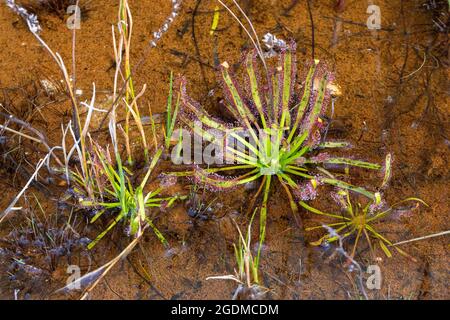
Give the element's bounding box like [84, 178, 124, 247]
[299, 156, 428, 261]
[75, 147, 182, 249]
[172, 41, 381, 263]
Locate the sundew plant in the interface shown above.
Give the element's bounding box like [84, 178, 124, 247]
[174, 41, 382, 259]
[300, 191, 428, 260]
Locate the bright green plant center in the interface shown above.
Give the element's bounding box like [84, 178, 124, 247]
[265, 157, 282, 175]
[352, 214, 366, 230]
[257, 139, 286, 175]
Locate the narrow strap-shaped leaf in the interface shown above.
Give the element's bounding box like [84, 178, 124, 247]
[145, 198, 165, 203]
[245, 51, 267, 128]
[299, 201, 352, 220]
[143, 187, 163, 204]
[89, 209, 107, 223]
[379, 240, 392, 258]
[227, 129, 261, 156]
[320, 177, 375, 200]
[309, 224, 349, 246]
[317, 141, 351, 149]
[165, 71, 174, 142]
[181, 118, 218, 143]
[278, 42, 297, 128]
[392, 246, 417, 262]
[278, 175, 299, 214]
[305, 157, 381, 170]
[167, 81, 181, 148]
[255, 176, 271, 268]
[204, 164, 255, 173]
[225, 145, 259, 164]
[306, 222, 347, 231]
[88, 210, 127, 249]
[281, 131, 308, 164]
[145, 217, 168, 247]
[179, 102, 229, 133]
[284, 164, 308, 172]
[165, 194, 186, 208]
[210, 5, 220, 35]
[366, 224, 392, 242]
[269, 73, 280, 123]
[278, 172, 298, 189]
[283, 167, 313, 179]
[220, 63, 259, 127]
[193, 167, 261, 190]
[302, 74, 328, 138]
[287, 62, 318, 143]
[294, 62, 331, 147]
[83, 201, 120, 209]
[367, 197, 428, 222]
[283, 146, 310, 166]
[140, 148, 162, 188]
[178, 77, 231, 132]
[331, 227, 357, 243]
[92, 143, 121, 188]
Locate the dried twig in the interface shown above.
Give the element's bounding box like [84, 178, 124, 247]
[1, 150, 57, 223]
[392, 230, 450, 246]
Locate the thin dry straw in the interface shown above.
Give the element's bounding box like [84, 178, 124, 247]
[54, 225, 148, 299]
[392, 230, 450, 246]
[0, 124, 41, 144]
[0, 111, 64, 167]
[217, 0, 267, 71]
[6, 0, 82, 141]
[61, 86, 106, 184]
[7, 2, 98, 190]
[97, 0, 183, 130]
[0, 150, 56, 223]
[71, 0, 80, 114]
[228, 0, 265, 55]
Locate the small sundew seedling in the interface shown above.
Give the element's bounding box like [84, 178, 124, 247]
[206, 210, 268, 300]
[300, 191, 428, 260]
[75, 147, 182, 249]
